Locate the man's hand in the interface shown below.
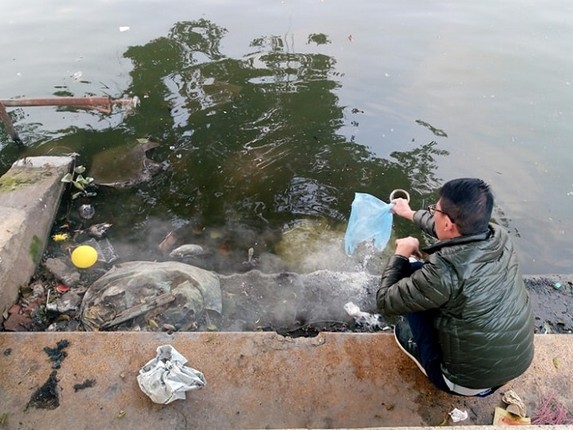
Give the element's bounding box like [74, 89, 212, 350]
[394, 236, 421, 259]
[391, 198, 415, 221]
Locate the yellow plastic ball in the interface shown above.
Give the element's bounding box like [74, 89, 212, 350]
[71, 245, 98, 269]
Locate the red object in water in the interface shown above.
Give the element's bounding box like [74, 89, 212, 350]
[56, 284, 70, 293]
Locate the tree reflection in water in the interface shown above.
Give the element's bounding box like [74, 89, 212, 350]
[67, 19, 450, 272]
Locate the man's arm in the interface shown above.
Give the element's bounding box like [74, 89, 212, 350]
[377, 248, 452, 317]
[392, 197, 438, 238]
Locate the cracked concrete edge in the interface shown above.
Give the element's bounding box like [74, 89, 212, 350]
[0, 156, 73, 318]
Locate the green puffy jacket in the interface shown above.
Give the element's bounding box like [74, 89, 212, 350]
[377, 210, 534, 389]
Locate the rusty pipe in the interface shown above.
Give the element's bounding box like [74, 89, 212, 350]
[0, 96, 139, 109]
[0, 96, 139, 144]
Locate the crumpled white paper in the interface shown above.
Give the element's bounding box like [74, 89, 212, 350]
[137, 345, 206, 404]
[449, 408, 468, 422]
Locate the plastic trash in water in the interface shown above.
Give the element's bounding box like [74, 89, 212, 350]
[137, 345, 206, 405]
[344, 193, 394, 255]
[83, 238, 119, 264]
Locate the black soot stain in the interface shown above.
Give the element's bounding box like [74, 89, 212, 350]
[26, 370, 60, 410]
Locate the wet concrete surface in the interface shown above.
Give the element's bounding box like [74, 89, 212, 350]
[522, 274, 573, 334]
[1, 332, 572, 429]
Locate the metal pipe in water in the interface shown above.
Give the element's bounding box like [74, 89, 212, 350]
[0, 96, 139, 144]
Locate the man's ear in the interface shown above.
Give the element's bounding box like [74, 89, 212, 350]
[445, 218, 461, 237]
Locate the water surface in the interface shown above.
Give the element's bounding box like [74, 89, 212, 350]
[0, 1, 572, 274]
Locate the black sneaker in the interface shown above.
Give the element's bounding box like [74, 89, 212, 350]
[394, 318, 427, 376]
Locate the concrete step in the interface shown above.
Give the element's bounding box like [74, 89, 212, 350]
[0, 156, 73, 317]
[0, 332, 571, 429]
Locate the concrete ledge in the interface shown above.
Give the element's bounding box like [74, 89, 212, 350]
[0, 156, 73, 317]
[0, 332, 571, 429]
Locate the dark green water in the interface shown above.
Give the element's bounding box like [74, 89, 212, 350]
[1, 1, 572, 274]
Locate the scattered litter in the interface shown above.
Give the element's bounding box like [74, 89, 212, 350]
[137, 345, 206, 404]
[46, 290, 82, 314]
[44, 257, 81, 287]
[169, 244, 206, 259]
[502, 389, 527, 417]
[448, 408, 468, 423]
[119, 26, 130, 32]
[493, 407, 531, 425]
[71, 245, 98, 269]
[83, 237, 119, 264]
[86, 222, 112, 239]
[55, 283, 70, 293]
[344, 302, 389, 331]
[78, 204, 95, 220]
[51, 232, 69, 242]
[80, 261, 222, 331]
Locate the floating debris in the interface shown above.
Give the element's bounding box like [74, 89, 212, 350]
[86, 223, 112, 239]
[51, 232, 70, 242]
[169, 244, 206, 259]
[78, 204, 95, 220]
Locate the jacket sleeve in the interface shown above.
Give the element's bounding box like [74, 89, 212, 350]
[413, 209, 438, 238]
[377, 253, 454, 317]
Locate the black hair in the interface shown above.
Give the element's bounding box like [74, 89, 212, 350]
[439, 178, 493, 235]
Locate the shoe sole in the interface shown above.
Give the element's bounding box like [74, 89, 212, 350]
[394, 330, 428, 376]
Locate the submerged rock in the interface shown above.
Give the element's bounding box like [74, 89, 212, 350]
[80, 261, 222, 331]
[89, 138, 166, 188]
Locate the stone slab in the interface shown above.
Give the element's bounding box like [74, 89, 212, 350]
[0, 332, 571, 429]
[0, 156, 73, 318]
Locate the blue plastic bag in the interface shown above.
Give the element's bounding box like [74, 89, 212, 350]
[344, 193, 394, 255]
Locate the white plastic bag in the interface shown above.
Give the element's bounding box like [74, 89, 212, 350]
[344, 193, 394, 255]
[344, 301, 388, 331]
[137, 345, 206, 404]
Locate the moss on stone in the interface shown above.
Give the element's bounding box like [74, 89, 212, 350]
[0, 168, 48, 192]
[29, 235, 43, 265]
